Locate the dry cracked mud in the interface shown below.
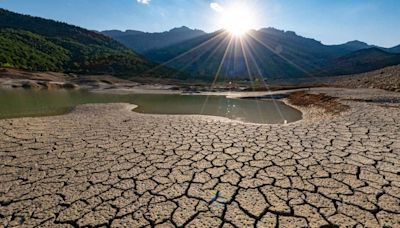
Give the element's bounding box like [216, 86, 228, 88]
[0, 88, 399, 227]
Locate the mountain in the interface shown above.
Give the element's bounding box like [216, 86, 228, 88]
[249, 28, 346, 69]
[142, 28, 363, 79]
[388, 45, 400, 53]
[143, 30, 308, 80]
[316, 48, 400, 76]
[101, 26, 206, 54]
[142, 29, 292, 79]
[0, 9, 175, 77]
[102, 30, 143, 37]
[139, 27, 400, 79]
[332, 41, 400, 54]
[331, 40, 373, 53]
[2, 8, 399, 80]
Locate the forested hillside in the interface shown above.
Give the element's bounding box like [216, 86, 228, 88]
[0, 9, 177, 78]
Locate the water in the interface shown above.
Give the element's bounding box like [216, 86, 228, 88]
[0, 89, 302, 124]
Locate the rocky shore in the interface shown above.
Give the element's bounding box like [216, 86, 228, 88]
[2, 65, 400, 94]
[325, 64, 400, 92]
[0, 68, 141, 91]
[0, 88, 399, 227]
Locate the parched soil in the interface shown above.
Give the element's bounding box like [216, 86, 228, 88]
[0, 88, 399, 227]
[287, 91, 350, 115]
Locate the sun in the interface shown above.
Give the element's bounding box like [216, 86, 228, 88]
[218, 3, 257, 37]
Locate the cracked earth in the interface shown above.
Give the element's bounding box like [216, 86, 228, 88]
[0, 88, 400, 227]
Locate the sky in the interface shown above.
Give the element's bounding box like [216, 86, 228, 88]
[1, 0, 399, 47]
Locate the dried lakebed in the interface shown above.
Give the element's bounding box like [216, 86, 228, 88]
[0, 88, 302, 124]
[0, 88, 399, 227]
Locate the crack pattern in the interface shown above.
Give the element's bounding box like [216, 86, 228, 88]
[0, 89, 400, 227]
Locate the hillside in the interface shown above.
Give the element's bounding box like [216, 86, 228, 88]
[0, 29, 69, 71]
[389, 45, 400, 53]
[330, 40, 373, 53]
[316, 48, 400, 76]
[325, 64, 400, 92]
[102, 26, 206, 54]
[0, 9, 176, 78]
[249, 28, 346, 70]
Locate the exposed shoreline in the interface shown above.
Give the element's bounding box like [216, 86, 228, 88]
[1, 75, 399, 125]
[1, 87, 399, 227]
[2, 69, 400, 227]
[0, 86, 306, 125]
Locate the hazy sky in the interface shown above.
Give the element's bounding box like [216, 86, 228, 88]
[1, 0, 399, 47]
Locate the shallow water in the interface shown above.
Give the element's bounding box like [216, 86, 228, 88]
[0, 89, 302, 124]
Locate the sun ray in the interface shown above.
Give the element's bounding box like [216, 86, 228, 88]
[246, 32, 313, 77]
[200, 35, 235, 114]
[166, 33, 232, 79]
[254, 32, 324, 71]
[239, 37, 267, 123]
[141, 31, 228, 78]
[191, 33, 234, 80]
[246, 32, 329, 85]
[241, 37, 287, 123]
[210, 36, 236, 88]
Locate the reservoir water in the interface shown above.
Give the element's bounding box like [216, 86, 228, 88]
[0, 89, 302, 124]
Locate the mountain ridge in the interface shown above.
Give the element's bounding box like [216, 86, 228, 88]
[316, 47, 400, 76]
[140, 28, 400, 79]
[101, 26, 206, 53]
[121, 26, 400, 79]
[1, 8, 399, 80]
[103, 26, 399, 52]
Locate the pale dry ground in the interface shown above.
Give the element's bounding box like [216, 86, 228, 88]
[325, 64, 400, 92]
[0, 88, 400, 227]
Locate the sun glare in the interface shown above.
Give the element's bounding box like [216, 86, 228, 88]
[218, 3, 257, 37]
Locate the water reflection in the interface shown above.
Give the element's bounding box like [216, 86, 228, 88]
[0, 89, 302, 124]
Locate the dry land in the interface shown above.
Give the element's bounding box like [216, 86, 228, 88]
[2, 65, 400, 93]
[0, 87, 400, 227]
[324, 65, 400, 92]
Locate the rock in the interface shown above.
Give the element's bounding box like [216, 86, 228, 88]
[21, 81, 41, 89]
[62, 83, 78, 89]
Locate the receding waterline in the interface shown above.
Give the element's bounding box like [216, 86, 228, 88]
[0, 89, 302, 124]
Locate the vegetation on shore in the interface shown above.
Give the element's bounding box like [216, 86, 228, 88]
[0, 29, 69, 71]
[0, 9, 180, 78]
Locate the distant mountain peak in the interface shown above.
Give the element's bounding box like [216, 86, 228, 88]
[334, 40, 372, 52]
[125, 29, 142, 34]
[257, 27, 324, 46]
[389, 44, 400, 53]
[345, 40, 369, 45]
[258, 27, 299, 36]
[102, 26, 206, 53]
[343, 40, 371, 48]
[259, 27, 284, 34]
[169, 26, 190, 31]
[168, 26, 205, 34]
